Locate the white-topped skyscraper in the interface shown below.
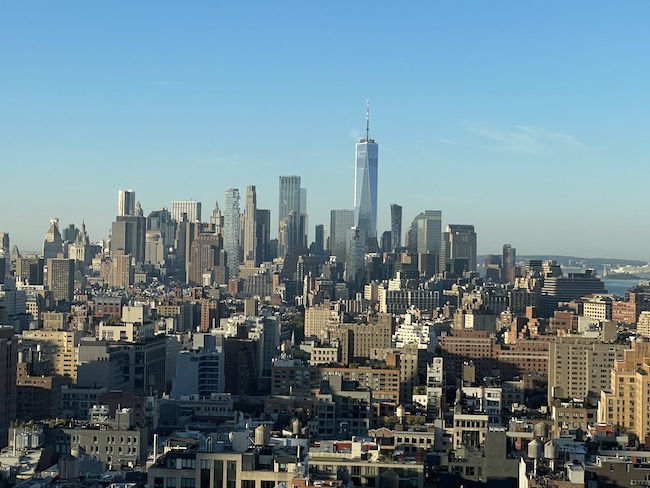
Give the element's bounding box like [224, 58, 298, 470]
[353, 102, 379, 240]
[118, 190, 136, 217]
[171, 200, 202, 223]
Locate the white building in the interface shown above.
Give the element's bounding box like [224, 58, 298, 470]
[171, 200, 202, 223]
[170, 333, 224, 398]
[392, 313, 436, 352]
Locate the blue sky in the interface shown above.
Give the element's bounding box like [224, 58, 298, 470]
[1, 2, 649, 260]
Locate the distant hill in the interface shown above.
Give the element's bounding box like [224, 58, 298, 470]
[479, 255, 647, 269]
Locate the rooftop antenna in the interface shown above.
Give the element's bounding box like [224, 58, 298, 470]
[365, 99, 370, 141]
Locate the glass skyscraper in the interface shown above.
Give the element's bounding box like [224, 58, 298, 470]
[353, 107, 378, 239]
[390, 203, 402, 250]
[278, 176, 303, 257]
[224, 188, 240, 277]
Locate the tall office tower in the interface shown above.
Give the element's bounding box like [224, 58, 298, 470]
[278, 176, 302, 257]
[300, 188, 308, 249]
[186, 234, 222, 286]
[353, 104, 379, 239]
[171, 200, 202, 223]
[0, 232, 11, 257]
[390, 204, 402, 250]
[256, 209, 271, 263]
[43, 218, 64, 260]
[380, 231, 392, 253]
[46, 257, 75, 302]
[223, 189, 241, 277]
[211, 202, 223, 236]
[330, 209, 355, 262]
[408, 210, 442, 254]
[117, 190, 136, 217]
[147, 208, 177, 249]
[313, 224, 325, 255]
[0, 327, 17, 448]
[15, 257, 44, 285]
[109, 250, 133, 289]
[243, 185, 258, 266]
[440, 224, 477, 275]
[62, 224, 79, 243]
[502, 244, 516, 282]
[0, 232, 11, 282]
[345, 226, 366, 286]
[111, 213, 146, 265]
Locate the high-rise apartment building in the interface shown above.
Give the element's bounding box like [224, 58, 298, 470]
[330, 209, 355, 262]
[46, 257, 75, 302]
[111, 213, 146, 265]
[390, 204, 402, 250]
[171, 200, 202, 223]
[243, 185, 257, 266]
[278, 176, 303, 257]
[117, 190, 136, 217]
[353, 105, 379, 239]
[223, 189, 240, 277]
[599, 340, 650, 437]
[548, 336, 625, 405]
[441, 224, 477, 274]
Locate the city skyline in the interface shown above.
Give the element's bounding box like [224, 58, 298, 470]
[2, 2, 650, 260]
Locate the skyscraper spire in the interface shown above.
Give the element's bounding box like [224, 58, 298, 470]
[365, 99, 370, 141]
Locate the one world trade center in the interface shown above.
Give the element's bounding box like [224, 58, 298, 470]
[353, 103, 379, 240]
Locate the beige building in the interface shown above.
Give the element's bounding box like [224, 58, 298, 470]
[582, 294, 614, 322]
[599, 340, 650, 437]
[637, 311, 650, 338]
[547, 336, 626, 406]
[309, 345, 340, 366]
[304, 301, 341, 339]
[21, 329, 82, 380]
[552, 399, 597, 438]
[338, 315, 393, 365]
[109, 250, 133, 289]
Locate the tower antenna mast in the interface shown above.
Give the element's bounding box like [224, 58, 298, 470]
[365, 100, 370, 141]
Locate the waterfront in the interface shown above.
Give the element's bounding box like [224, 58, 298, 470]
[604, 278, 648, 297]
